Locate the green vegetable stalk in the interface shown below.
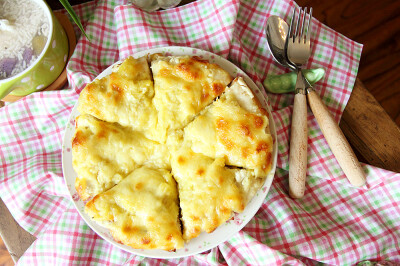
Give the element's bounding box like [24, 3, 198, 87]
[263, 68, 325, 94]
[58, 0, 90, 41]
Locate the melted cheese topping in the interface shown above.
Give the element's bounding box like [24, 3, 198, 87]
[171, 146, 245, 241]
[77, 56, 159, 140]
[85, 167, 184, 250]
[73, 56, 273, 250]
[184, 77, 273, 177]
[151, 55, 232, 140]
[72, 114, 170, 201]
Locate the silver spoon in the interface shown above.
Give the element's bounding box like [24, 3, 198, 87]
[266, 15, 309, 198]
[265, 16, 295, 70]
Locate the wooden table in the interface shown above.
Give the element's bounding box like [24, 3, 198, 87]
[1, 0, 399, 264]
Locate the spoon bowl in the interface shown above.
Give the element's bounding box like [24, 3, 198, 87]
[265, 15, 295, 70]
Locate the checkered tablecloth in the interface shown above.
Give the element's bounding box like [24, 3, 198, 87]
[1, 0, 399, 265]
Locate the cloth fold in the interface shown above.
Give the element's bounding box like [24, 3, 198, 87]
[114, 0, 239, 58]
[0, 0, 399, 265]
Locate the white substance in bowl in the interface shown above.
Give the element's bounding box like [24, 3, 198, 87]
[0, 0, 49, 79]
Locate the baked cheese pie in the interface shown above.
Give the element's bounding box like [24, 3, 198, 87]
[184, 77, 273, 177]
[171, 146, 245, 241]
[72, 55, 273, 250]
[151, 55, 233, 141]
[78, 56, 159, 140]
[85, 167, 184, 250]
[72, 114, 170, 201]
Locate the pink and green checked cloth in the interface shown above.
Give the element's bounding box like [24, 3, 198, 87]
[1, 0, 399, 265]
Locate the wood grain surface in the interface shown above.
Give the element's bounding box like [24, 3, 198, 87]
[289, 93, 308, 198]
[341, 79, 400, 172]
[0, 198, 36, 266]
[296, 0, 400, 126]
[0, 238, 13, 266]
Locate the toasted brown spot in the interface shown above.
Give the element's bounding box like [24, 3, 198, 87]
[122, 225, 138, 234]
[253, 115, 264, 128]
[256, 141, 269, 153]
[135, 182, 143, 190]
[72, 131, 86, 148]
[190, 227, 201, 235]
[262, 153, 272, 172]
[177, 156, 186, 164]
[220, 206, 230, 215]
[201, 91, 210, 103]
[115, 239, 124, 245]
[241, 147, 250, 158]
[159, 68, 170, 77]
[208, 228, 217, 233]
[239, 123, 251, 137]
[96, 129, 107, 139]
[91, 194, 100, 202]
[196, 168, 205, 176]
[141, 237, 151, 245]
[74, 116, 81, 126]
[260, 107, 269, 117]
[86, 77, 107, 94]
[86, 104, 101, 117]
[219, 134, 234, 150]
[85, 83, 95, 93]
[176, 62, 200, 80]
[216, 117, 229, 130]
[209, 217, 219, 231]
[211, 82, 224, 96]
[85, 195, 101, 212]
[75, 178, 87, 200]
[166, 234, 173, 241]
[217, 176, 224, 185]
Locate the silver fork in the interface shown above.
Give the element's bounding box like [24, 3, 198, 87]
[287, 7, 365, 197]
[287, 7, 313, 74]
[286, 7, 312, 199]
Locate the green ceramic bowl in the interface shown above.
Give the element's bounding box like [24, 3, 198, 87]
[0, 0, 69, 100]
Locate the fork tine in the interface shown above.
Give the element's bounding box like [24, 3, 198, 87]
[288, 7, 296, 41]
[300, 7, 307, 42]
[305, 7, 313, 42]
[294, 7, 302, 40]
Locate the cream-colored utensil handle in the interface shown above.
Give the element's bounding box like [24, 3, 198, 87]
[289, 93, 308, 198]
[307, 90, 366, 187]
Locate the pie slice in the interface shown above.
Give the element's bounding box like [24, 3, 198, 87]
[77, 56, 159, 140]
[171, 146, 245, 241]
[151, 55, 233, 141]
[183, 77, 273, 177]
[72, 114, 170, 201]
[85, 167, 184, 250]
